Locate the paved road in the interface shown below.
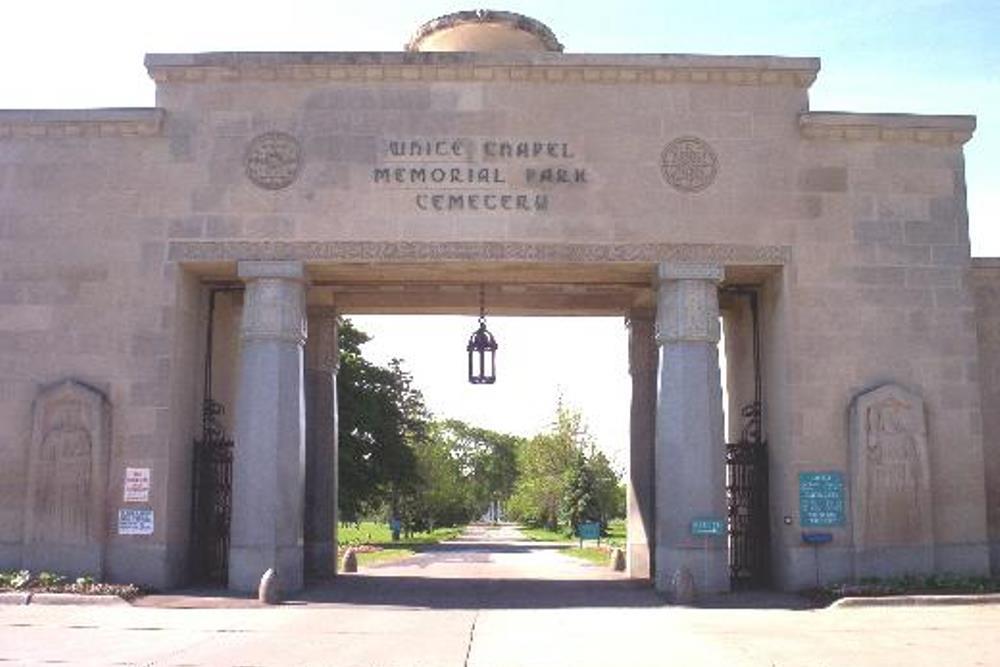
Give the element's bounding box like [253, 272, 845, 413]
[2, 524, 999, 666]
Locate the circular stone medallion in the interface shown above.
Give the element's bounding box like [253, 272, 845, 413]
[245, 131, 302, 190]
[660, 136, 719, 193]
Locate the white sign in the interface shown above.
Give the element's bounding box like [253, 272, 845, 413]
[118, 508, 154, 536]
[123, 467, 150, 503]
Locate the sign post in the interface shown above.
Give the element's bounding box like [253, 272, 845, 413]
[690, 518, 726, 589]
[798, 471, 844, 588]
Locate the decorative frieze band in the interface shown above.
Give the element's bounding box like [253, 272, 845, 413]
[0, 109, 164, 139]
[800, 112, 975, 146]
[170, 241, 791, 266]
[145, 54, 819, 88]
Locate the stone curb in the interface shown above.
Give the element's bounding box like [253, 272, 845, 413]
[832, 593, 1000, 608]
[0, 592, 127, 606]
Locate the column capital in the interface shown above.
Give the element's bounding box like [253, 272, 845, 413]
[306, 307, 340, 372]
[657, 262, 724, 284]
[656, 266, 722, 345]
[238, 260, 306, 282]
[239, 261, 307, 345]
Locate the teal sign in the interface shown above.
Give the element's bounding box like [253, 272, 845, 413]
[799, 472, 845, 527]
[690, 518, 726, 536]
[577, 522, 601, 540]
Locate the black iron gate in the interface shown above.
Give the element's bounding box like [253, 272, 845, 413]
[726, 427, 770, 589]
[722, 285, 771, 589]
[190, 398, 233, 585]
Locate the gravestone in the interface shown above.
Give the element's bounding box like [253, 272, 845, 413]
[850, 383, 933, 574]
[23, 380, 110, 577]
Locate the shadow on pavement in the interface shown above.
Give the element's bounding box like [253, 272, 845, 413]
[138, 577, 813, 611]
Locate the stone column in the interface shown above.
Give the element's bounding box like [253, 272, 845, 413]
[626, 311, 657, 580]
[654, 262, 729, 597]
[229, 261, 308, 593]
[304, 307, 339, 578]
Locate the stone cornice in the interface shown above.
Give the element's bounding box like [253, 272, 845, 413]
[971, 258, 1000, 270]
[0, 108, 164, 139]
[145, 52, 819, 87]
[800, 112, 976, 145]
[169, 240, 791, 265]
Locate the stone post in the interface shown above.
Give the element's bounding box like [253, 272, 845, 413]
[626, 311, 657, 579]
[654, 262, 729, 597]
[229, 261, 308, 593]
[304, 307, 339, 578]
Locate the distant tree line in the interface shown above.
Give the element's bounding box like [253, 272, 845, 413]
[337, 318, 625, 537]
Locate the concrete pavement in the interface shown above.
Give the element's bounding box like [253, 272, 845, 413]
[2, 524, 999, 666]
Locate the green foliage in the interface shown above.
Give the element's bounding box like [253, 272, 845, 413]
[561, 449, 601, 533]
[337, 318, 430, 522]
[564, 546, 612, 565]
[518, 525, 575, 543]
[337, 521, 464, 567]
[0, 569, 31, 589]
[35, 571, 66, 587]
[507, 403, 624, 534]
[339, 521, 463, 547]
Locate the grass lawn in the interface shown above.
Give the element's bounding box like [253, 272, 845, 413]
[337, 522, 464, 567]
[517, 519, 626, 567]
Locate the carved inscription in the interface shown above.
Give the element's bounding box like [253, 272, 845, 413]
[372, 138, 587, 213]
[24, 379, 110, 576]
[850, 384, 933, 548]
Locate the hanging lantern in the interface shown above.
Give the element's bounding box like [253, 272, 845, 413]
[467, 285, 498, 384]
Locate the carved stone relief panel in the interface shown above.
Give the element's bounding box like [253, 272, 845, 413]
[660, 136, 719, 193]
[850, 383, 933, 549]
[244, 131, 302, 190]
[23, 379, 110, 576]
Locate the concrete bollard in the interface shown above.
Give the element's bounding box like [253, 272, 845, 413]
[670, 567, 696, 604]
[258, 568, 280, 605]
[610, 548, 626, 571]
[341, 547, 358, 573]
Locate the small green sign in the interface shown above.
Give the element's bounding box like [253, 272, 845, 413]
[690, 518, 726, 536]
[577, 521, 601, 540]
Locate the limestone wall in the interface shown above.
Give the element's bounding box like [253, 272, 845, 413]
[0, 111, 200, 586]
[0, 51, 989, 588]
[971, 260, 1000, 575]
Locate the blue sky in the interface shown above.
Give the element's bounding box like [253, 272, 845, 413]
[1, 1, 996, 462]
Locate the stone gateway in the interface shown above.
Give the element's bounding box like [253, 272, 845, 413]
[0, 10, 997, 595]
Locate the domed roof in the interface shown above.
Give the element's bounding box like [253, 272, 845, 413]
[406, 10, 564, 53]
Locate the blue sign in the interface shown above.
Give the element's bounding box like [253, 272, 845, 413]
[577, 522, 601, 540]
[799, 472, 845, 527]
[690, 518, 726, 536]
[801, 532, 833, 545]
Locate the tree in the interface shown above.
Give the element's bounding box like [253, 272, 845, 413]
[587, 449, 626, 528]
[506, 403, 580, 530]
[561, 449, 601, 533]
[436, 419, 520, 518]
[506, 402, 624, 534]
[337, 318, 429, 523]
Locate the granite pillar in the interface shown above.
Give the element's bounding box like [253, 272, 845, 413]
[304, 307, 339, 578]
[626, 312, 657, 580]
[653, 262, 729, 597]
[229, 261, 308, 593]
